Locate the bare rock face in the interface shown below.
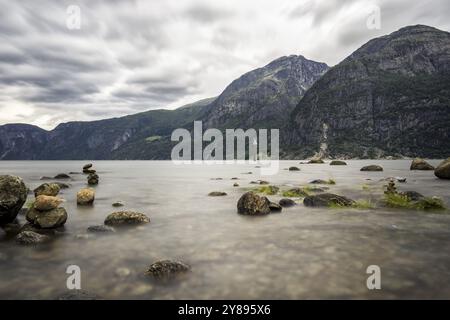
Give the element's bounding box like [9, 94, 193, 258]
[304, 193, 355, 207]
[0, 175, 28, 225]
[435, 158, 450, 179]
[237, 192, 271, 215]
[104, 211, 150, 226]
[77, 188, 95, 205]
[410, 158, 434, 170]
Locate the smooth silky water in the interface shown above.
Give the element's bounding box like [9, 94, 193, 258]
[0, 160, 449, 299]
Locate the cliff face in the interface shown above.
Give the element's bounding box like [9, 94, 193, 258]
[287, 25, 450, 159]
[203, 55, 329, 130]
[0, 124, 48, 160]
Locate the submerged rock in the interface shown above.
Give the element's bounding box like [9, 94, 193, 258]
[279, 198, 296, 207]
[26, 206, 68, 229]
[304, 193, 355, 207]
[410, 158, 434, 170]
[104, 211, 150, 226]
[34, 183, 60, 197]
[330, 160, 347, 165]
[77, 188, 95, 205]
[87, 225, 115, 233]
[400, 191, 424, 201]
[112, 201, 124, 207]
[269, 202, 282, 212]
[308, 159, 325, 164]
[54, 173, 71, 179]
[16, 231, 49, 245]
[145, 260, 190, 279]
[34, 195, 63, 211]
[435, 158, 450, 179]
[237, 192, 271, 215]
[360, 165, 383, 172]
[283, 188, 309, 197]
[56, 290, 99, 300]
[0, 175, 28, 225]
[208, 192, 227, 197]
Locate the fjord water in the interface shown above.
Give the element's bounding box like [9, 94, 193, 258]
[1, 160, 450, 299]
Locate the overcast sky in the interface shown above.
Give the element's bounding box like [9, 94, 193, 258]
[0, 0, 449, 129]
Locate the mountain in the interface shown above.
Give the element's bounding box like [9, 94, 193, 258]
[286, 25, 450, 159]
[0, 55, 327, 159]
[203, 55, 329, 129]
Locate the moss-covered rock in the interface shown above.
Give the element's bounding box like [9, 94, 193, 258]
[0, 175, 28, 225]
[304, 193, 355, 207]
[237, 192, 271, 215]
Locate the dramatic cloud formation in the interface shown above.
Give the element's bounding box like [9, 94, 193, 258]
[0, 0, 449, 129]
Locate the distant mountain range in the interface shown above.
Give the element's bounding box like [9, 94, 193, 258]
[1, 25, 449, 160]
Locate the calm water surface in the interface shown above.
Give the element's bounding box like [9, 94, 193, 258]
[0, 160, 449, 299]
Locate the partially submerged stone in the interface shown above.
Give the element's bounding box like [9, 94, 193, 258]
[54, 173, 71, 179]
[237, 192, 271, 215]
[34, 183, 60, 197]
[410, 158, 434, 170]
[279, 198, 297, 207]
[208, 192, 227, 197]
[269, 202, 282, 212]
[330, 160, 347, 165]
[360, 165, 383, 172]
[308, 159, 325, 164]
[26, 206, 68, 229]
[288, 166, 300, 171]
[104, 211, 150, 226]
[16, 231, 49, 245]
[145, 260, 190, 279]
[435, 158, 450, 179]
[87, 225, 115, 233]
[77, 188, 95, 205]
[0, 175, 28, 225]
[87, 173, 99, 185]
[304, 193, 355, 207]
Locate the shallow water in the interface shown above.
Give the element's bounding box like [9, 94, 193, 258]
[1, 160, 450, 299]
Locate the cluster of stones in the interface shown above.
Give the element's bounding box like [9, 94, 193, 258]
[83, 163, 99, 185]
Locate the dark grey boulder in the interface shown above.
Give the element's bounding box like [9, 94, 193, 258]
[279, 198, 296, 207]
[16, 231, 49, 245]
[0, 175, 28, 225]
[360, 165, 383, 172]
[237, 192, 271, 215]
[304, 193, 355, 207]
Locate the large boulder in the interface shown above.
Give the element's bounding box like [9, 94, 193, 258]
[34, 183, 60, 197]
[360, 165, 383, 172]
[104, 211, 150, 226]
[237, 192, 271, 215]
[77, 188, 95, 205]
[145, 260, 190, 279]
[34, 195, 63, 211]
[410, 158, 434, 170]
[0, 175, 28, 225]
[26, 205, 67, 229]
[304, 193, 355, 207]
[435, 158, 450, 179]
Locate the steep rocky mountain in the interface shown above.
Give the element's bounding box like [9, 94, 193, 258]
[203, 55, 329, 129]
[286, 25, 450, 159]
[0, 56, 327, 160]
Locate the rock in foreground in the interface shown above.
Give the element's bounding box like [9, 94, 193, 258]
[360, 165, 383, 172]
[104, 211, 150, 226]
[0, 175, 28, 225]
[304, 193, 355, 207]
[435, 158, 450, 179]
[237, 192, 271, 215]
[26, 206, 68, 229]
[410, 158, 434, 170]
[145, 260, 190, 279]
[34, 195, 63, 211]
[16, 231, 49, 245]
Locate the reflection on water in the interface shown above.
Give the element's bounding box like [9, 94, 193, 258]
[1, 160, 450, 299]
